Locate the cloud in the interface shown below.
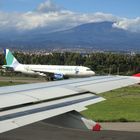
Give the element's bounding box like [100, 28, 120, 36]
[0, 0, 140, 33]
[113, 17, 140, 32]
[0, 12, 20, 30]
[36, 0, 61, 13]
[16, 11, 118, 31]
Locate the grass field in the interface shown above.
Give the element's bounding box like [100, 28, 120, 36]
[82, 85, 140, 122]
[0, 81, 26, 87]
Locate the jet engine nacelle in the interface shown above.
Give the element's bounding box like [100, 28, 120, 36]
[54, 73, 64, 80]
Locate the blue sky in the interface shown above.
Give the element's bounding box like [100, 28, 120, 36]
[0, 0, 140, 33]
[0, 0, 140, 18]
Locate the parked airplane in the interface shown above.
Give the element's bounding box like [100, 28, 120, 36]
[0, 74, 140, 133]
[2, 49, 95, 80]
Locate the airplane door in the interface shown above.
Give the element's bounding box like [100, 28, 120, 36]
[75, 67, 79, 74]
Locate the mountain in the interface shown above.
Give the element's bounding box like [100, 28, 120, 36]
[0, 21, 140, 51]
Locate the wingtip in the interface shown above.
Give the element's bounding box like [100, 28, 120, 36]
[133, 73, 140, 77]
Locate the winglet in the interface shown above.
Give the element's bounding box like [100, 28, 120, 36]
[133, 73, 140, 77]
[92, 123, 101, 131]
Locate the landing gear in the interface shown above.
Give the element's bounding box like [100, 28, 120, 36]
[45, 76, 54, 81]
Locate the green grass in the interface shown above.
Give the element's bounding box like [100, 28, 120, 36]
[0, 81, 26, 87]
[82, 85, 140, 122]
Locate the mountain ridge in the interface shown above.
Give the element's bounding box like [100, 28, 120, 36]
[0, 21, 140, 51]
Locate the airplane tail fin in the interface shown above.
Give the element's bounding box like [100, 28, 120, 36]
[3, 49, 20, 69]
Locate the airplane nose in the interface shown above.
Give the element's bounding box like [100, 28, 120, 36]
[91, 71, 95, 76]
[92, 71, 95, 75]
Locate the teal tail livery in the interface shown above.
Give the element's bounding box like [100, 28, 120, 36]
[2, 49, 95, 80]
[2, 49, 20, 70]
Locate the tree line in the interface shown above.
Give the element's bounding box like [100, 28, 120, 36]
[0, 52, 140, 75]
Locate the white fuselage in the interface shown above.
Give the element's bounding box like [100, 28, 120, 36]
[14, 64, 95, 77]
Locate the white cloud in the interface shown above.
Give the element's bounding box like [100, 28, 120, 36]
[36, 0, 61, 13]
[113, 17, 140, 32]
[13, 10, 119, 31]
[0, 0, 140, 33]
[0, 11, 20, 30]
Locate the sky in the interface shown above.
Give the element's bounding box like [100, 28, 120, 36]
[0, 0, 140, 18]
[0, 0, 140, 32]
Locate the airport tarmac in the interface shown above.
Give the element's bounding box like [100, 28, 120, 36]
[0, 121, 140, 140]
[101, 122, 140, 132]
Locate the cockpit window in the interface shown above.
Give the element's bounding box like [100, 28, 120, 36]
[86, 68, 91, 71]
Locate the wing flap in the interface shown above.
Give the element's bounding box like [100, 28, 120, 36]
[0, 87, 84, 109]
[0, 93, 38, 109]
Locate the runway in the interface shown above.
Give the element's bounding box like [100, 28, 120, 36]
[0, 121, 140, 140]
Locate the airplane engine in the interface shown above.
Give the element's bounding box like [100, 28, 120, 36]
[54, 73, 64, 80]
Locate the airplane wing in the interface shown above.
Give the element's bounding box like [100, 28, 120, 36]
[31, 68, 65, 79]
[31, 68, 55, 75]
[0, 75, 140, 133]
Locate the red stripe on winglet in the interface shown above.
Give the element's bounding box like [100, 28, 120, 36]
[133, 73, 140, 77]
[92, 123, 101, 131]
